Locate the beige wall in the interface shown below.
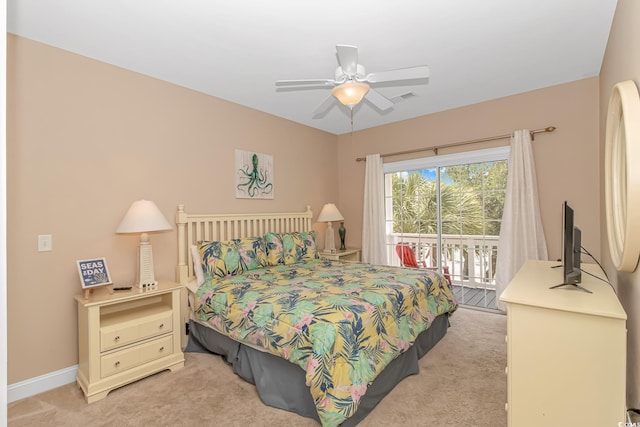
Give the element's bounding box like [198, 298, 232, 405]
[337, 77, 600, 264]
[599, 0, 640, 409]
[6, 35, 338, 383]
[6, 30, 611, 393]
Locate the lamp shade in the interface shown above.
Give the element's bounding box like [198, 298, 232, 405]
[331, 81, 370, 108]
[317, 203, 344, 223]
[116, 200, 172, 234]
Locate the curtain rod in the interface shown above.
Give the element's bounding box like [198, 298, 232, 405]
[354, 126, 556, 162]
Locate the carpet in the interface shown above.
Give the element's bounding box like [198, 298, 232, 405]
[8, 307, 507, 426]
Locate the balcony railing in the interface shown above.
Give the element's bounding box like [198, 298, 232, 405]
[387, 232, 499, 291]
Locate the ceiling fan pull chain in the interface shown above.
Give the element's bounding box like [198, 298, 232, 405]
[351, 108, 354, 134]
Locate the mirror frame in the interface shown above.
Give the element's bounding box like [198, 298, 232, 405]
[605, 80, 640, 272]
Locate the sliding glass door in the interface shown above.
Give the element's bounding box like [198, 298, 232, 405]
[384, 147, 509, 309]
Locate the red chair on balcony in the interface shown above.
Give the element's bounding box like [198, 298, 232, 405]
[395, 243, 453, 288]
[395, 243, 425, 268]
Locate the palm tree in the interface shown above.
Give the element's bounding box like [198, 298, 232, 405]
[390, 161, 507, 279]
[391, 171, 484, 235]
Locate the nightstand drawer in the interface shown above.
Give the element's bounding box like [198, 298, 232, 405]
[101, 335, 173, 378]
[100, 310, 173, 351]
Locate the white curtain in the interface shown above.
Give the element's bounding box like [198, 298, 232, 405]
[362, 154, 387, 264]
[495, 130, 548, 311]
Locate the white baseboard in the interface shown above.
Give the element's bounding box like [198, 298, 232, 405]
[8, 365, 78, 403]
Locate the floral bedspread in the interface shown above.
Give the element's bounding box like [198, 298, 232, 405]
[193, 259, 458, 427]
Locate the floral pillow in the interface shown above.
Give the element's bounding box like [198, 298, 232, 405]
[198, 236, 267, 278]
[264, 231, 319, 266]
[264, 232, 285, 266]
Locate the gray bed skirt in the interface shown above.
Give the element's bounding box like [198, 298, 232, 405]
[186, 313, 451, 426]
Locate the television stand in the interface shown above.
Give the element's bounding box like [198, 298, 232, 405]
[549, 282, 593, 293]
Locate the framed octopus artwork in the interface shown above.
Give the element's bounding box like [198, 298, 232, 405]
[235, 149, 274, 199]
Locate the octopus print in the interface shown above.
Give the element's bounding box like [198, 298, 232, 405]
[235, 150, 274, 199]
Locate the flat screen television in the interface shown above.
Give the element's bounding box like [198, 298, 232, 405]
[550, 201, 591, 293]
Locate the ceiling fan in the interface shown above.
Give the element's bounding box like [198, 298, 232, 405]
[276, 45, 429, 117]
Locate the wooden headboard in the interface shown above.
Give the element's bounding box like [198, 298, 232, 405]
[175, 204, 314, 285]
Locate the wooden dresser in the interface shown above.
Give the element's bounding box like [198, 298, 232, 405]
[499, 260, 626, 427]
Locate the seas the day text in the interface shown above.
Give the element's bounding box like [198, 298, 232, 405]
[81, 261, 105, 276]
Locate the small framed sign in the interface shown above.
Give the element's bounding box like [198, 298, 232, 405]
[77, 258, 112, 299]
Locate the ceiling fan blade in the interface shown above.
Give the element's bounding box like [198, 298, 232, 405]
[365, 65, 430, 83]
[365, 89, 394, 111]
[312, 95, 336, 118]
[336, 45, 358, 76]
[276, 79, 335, 87]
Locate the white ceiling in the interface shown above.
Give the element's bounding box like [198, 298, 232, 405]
[8, 0, 618, 135]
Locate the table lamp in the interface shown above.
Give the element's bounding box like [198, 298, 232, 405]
[317, 203, 344, 253]
[116, 200, 172, 288]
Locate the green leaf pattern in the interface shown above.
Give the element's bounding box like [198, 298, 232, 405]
[194, 259, 457, 427]
[310, 322, 337, 355]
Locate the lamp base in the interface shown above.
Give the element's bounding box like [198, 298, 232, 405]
[324, 222, 336, 254]
[136, 239, 157, 288]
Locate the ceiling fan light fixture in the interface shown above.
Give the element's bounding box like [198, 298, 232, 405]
[332, 81, 370, 108]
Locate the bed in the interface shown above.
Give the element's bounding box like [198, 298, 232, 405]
[175, 205, 458, 427]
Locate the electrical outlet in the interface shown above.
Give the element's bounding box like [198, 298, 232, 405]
[38, 234, 53, 252]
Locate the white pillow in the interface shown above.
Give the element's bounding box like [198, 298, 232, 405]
[191, 244, 205, 287]
[186, 279, 200, 295]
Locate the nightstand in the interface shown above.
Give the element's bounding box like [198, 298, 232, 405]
[321, 248, 361, 262]
[75, 282, 185, 403]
